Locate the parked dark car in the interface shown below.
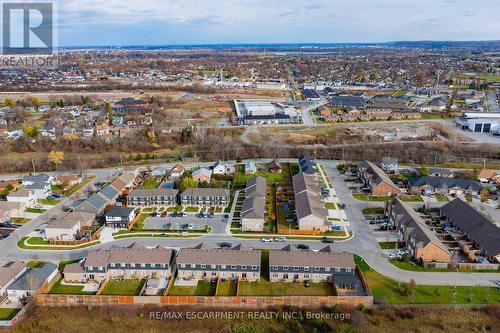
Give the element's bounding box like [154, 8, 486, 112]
[321, 237, 334, 244]
[151, 211, 158, 217]
[296, 244, 310, 250]
[218, 242, 232, 248]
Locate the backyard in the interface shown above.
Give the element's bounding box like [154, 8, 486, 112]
[216, 280, 237, 296]
[168, 280, 217, 296]
[100, 279, 145, 296]
[0, 308, 20, 321]
[232, 163, 292, 189]
[49, 277, 96, 295]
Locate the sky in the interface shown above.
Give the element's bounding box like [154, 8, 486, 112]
[56, 0, 500, 46]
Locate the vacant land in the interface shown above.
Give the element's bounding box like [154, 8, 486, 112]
[101, 279, 145, 296]
[9, 305, 500, 333]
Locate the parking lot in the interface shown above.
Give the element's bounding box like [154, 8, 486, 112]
[143, 213, 227, 233]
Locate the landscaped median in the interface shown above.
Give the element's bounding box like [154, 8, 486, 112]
[112, 232, 204, 240]
[17, 236, 100, 250]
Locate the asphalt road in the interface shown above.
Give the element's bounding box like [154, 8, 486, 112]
[1, 159, 499, 287]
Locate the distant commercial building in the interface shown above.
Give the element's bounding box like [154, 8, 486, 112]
[233, 99, 298, 125]
[455, 112, 500, 134]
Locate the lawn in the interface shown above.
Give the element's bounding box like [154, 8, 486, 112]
[26, 260, 45, 268]
[101, 279, 145, 295]
[355, 255, 500, 304]
[142, 178, 161, 189]
[464, 194, 473, 202]
[195, 281, 217, 296]
[0, 308, 20, 320]
[434, 193, 450, 202]
[352, 193, 392, 202]
[389, 259, 500, 273]
[378, 242, 404, 249]
[216, 281, 237, 296]
[9, 217, 31, 224]
[399, 195, 423, 202]
[39, 198, 61, 205]
[232, 163, 291, 189]
[167, 281, 216, 296]
[49, 277, 96, 295]
[26, 237, 49, 245]
[184, 206, 200, 213]
[324, 202, 336, 209]
[25, 208, 47, 213]
[58, 258, 83, 270]
[362, 207, 384, 214]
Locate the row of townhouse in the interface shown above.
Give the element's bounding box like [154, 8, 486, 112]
[357, 160, 401, 196]
[63, 243, 361, 292]
[241, 176, 267, 232]
[126, 187, 230, 208]
[408, 176, 484, 196]
[386, 198, 451, 263]
[292, 172, 329, 232]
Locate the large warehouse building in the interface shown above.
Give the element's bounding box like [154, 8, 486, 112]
[455, 112, 500, 134]
[233, 99, 299, 125]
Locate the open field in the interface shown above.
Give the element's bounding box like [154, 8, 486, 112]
[8, 304, 500, 333]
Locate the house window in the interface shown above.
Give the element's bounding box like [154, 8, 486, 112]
[272, 273, 278, 277]
[293, 266, 299, 271]
[231, 265, 236, 269]
[252, 266, 257, 270]
[283, 266, 288, 271]
[221, 265, 226, 269]
[241, 265, 247, 269]
[346, 268, 352, 272]
[141, 263, 145, 268]
[201, 264, 206, 268]
[335, 267, 340, 272]
[272, 266, 278, 270]
[131, 263, 135, 268]
[304, 267, 309, 271]
[181, 264, 186, 268]
[121, 263, 125, 268]
[314, 267, 320, 271]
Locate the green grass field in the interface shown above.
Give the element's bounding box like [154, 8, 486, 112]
[399, 195, 423, 202]
[434, 193, 450, 202]
[142, 178, 162, 189]
[39, 198, 61, 205]
[355, 256, 500, 304]
[0, 308, 20, 320]
[362, 207, 384, 214]
[353, 193, 392, 202]
[216, 281, 237, 296]
[101, 279, 145, 295]
[25, 208, 47, 213]
[195, 281, 217, 296]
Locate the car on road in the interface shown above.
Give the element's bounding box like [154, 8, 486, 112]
[387, 253, 402, 260]
[151, 211, 158, 217]
[0, 221, 13, 228]
[397, 249, 408, 256]
[171, 212, 178, 217]
[218, 242, 232, 248]
[187, 223, 194, 230]
[51, 194, 61, 199]
[274, 236, 286, 242]
[497, 280, 500, 286]
[160, 211, 168, 218]
[297, 244, 310, 250]
[33, 204, 42, 209]
[181, 212, 188, 218]
[0, 233, 8, 239]
[208, 212, 214, 218]
[321, 237, 334, 243]
[261, 238, 273, 242]
[485, 199, 494, 205]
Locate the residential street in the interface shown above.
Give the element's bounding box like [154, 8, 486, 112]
[0, 159, 499, 287]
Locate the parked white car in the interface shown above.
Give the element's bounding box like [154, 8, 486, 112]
[388, 253, 402, 260]
[261, 238, 273, 242]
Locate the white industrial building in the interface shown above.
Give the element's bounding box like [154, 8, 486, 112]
[455, 112, 500, 134]
[233, 99, 299, 125]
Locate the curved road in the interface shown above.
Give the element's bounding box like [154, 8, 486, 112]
[1, 159, 499, 287]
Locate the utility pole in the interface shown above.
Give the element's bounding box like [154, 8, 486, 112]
[32, 159, 36, 173]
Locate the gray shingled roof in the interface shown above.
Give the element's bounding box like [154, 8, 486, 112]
[241, 196, 266, 219]
[441, 198, 500, 258]
[7, 263, 57, 291]
[269, 245, 355, 268]
[128, 188, 179, 197]
[359, 160, 399, 189]
[84, 243, 173, 267]
[408, 177, 483, 192]
[99, 185, 120, 200]
[86, 192, 108, 210]
[0, 262, 26, 288]
[292, 173, 327, 221]
[181, 188, 230, 197]
[105, 206, 135, 218]
[177, 244, 261, 266]
[392, 198, 450, 254]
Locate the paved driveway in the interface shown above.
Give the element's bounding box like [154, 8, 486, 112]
[144, 214, 226, 233]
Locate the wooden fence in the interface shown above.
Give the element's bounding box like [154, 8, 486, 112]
[35, 294, 373, 308]
[48, 226, 104, 246]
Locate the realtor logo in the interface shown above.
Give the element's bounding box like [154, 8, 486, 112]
[0, 0, 57, 68]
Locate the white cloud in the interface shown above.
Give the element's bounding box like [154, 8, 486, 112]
[56, 0, 500, 44]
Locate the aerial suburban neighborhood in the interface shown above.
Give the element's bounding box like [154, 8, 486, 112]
[0, 1, 499, 332]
